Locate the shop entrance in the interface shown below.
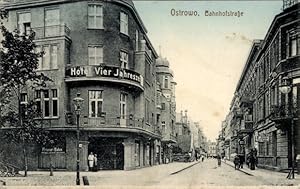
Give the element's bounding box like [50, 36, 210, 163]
[88, 137, 124, 170]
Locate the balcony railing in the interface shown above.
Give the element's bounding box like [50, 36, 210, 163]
[32, 25, 71, 40]
[65, 113, 161, 136]
[270, 104, 297, 123]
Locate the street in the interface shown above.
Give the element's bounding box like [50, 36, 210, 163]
[1, 159, 300, 187]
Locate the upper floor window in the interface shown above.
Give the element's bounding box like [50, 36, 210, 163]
[20, 93, 28, 104]
[88, 4, 103, 29]
[120, 93, 127, 119]
[88, 46, 103, 65]
[89, 90, 103, 118]
[145, 61, 151, 83]
[36, 44, 58, 70]
[45, 9, 60, 37]
[120, 12, 128, 35]
[17, 12, 31, 35]
[120, 51, 128, 69]
[290, 36, 299, 57]
[135, 30, 139, 51]
[164, 76, 169, 88]
[34, 89, 59, 118]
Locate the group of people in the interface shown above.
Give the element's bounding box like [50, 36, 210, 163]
[87, 152, 98, 171]
[233, 149, 257, 170]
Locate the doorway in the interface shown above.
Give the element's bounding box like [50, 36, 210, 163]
[88, 137, 124, 170]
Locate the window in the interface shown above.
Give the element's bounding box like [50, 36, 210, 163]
[164, 76, 169, 88]
[35, 90, 41, 115]
[34, 89, 59, 118]
[44, 90, 50, 117]
[88, 46, 103, 65]
[161, 103, 165, 110]
[120, 51, 128, 69]
[291, 38, 297, 56]
[145, 62, 151, 83]
[88, 4, 103, 29]
[135, 30, 139, 51]
[120, 12, 128, 35]
[45, 9, 60, 37]
[52, 89, 58, 117]
[20, 93, 28, 104]
[162, 121, 166, 133]
[89, 91, 103, 118]
[120, 93, 127, 119]
[18, 12, 31, 35]
[145, 99, 150, 123]
[37, 44, 58, 70]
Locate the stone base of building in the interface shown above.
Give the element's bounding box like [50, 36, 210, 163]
[0, 130, 162, 171]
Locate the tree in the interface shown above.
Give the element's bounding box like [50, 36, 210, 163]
[0, 21, 53, 176]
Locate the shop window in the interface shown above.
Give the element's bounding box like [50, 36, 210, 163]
[88, 46, 103, 65]
[88, 4, 103, 29]
[120, 12, 128, 35]
[89, 90, 103, 118]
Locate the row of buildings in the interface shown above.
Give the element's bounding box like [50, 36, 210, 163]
[0, 0, 208, 171]
[217, 2, 300, 171]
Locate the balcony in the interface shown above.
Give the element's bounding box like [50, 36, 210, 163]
[244, 114, 253, 123]
[32, 25, 71, 40]
[240, 96, 254, 108]
[65, 113, 161, 138]
[65, 65, 144, 91]
[162, 133, 177, 143]
[270, 104, 294, 124]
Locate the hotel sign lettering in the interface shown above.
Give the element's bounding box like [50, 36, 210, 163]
[66, 66, 143, 86]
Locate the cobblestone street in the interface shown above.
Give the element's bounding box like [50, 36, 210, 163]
[1, 159, 300, 188]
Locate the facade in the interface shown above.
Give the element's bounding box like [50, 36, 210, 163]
[0, 0, 170, 171]
[175, 110, 192, 153]
[156, 56, 177, 164]
[207, 140, 217, 158]
[220, 3, 300, 170]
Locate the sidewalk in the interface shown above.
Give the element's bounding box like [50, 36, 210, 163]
[222, 160, 300, 186]
[0, 161, 201, 186]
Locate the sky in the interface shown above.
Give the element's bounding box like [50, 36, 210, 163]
[133, 0, 283, 141]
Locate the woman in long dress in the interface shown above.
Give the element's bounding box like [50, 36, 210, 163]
[88, 152, 94, 171]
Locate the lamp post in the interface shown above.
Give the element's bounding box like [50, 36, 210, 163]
[73, 93, 84, 185]
[279, 76, 294, 179]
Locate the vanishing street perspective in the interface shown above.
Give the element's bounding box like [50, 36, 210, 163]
[0, 0, 300, 187]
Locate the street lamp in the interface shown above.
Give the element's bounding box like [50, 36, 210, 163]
[73, 93, 84, 185]
[279, 76, 294, 179]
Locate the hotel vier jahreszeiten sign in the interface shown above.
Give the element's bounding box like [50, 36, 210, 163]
[66, 65, 144, 87]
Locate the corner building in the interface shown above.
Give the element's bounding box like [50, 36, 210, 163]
[2, 0, 162, 171]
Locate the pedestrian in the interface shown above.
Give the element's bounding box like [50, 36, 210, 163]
[239, 155, 244, 169]
[201, 155, 204, 162]
[234, 155, 240, 170]
[223, 156, 226, 163]
[93, 154, 98, 172]
[88, 152, 94, 171]
[195, 152, 198, 161]
[249, 150, 256, 170]
[217, 154, 221, 167]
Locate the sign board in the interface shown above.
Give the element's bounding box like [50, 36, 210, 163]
[66, 66, 144, 87]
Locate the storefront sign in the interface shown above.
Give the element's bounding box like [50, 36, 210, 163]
[66, 66, 143, 86]
[42, 147, 64, 153]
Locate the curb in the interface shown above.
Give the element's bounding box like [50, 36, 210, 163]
[170, 161, 201, 175]
[222, 161, 253, 176]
